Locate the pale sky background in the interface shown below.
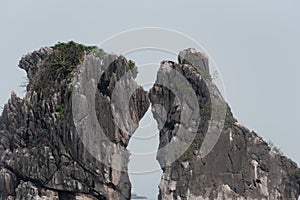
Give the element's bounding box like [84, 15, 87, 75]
[0, 1, 300, 199]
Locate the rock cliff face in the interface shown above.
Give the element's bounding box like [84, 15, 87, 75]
[0, 42, 149, 200]
[149, 49, 300, 200]
[0, 43, 299, 200]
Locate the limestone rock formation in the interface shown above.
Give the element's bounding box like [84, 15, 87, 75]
[0, 42, 149, 200]
[149, 49, 300, 200]
[178, 48, 209, 74]
[0, 44, 299, 200]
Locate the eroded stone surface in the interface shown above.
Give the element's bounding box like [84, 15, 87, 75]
[149, 49, 300, 200]
[0, 46, 299, 200]
[0, 46, 149, 200]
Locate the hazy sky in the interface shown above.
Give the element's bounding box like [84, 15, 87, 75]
[0, 1, 299, 199]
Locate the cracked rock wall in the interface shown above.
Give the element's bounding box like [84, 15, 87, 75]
[0, 45, 149, 200]
[149, 49, 300, 200]
[0, 45, 299, 200]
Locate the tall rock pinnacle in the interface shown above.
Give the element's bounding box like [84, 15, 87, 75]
[149, 49, 300, 200]
[0, 42, 149, 200]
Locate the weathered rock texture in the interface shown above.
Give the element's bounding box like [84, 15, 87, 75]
[149, 49, 300, 200]
[0, 42, 149, 200]
[0, 44, 299, 200]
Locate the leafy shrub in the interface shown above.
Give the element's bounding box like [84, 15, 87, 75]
[67, 86, 73, 95]
[33, 41, 104, 91]
[47, 41, 97, 80]
[128, 60, 138, 74]
[55, 104, 64, 118]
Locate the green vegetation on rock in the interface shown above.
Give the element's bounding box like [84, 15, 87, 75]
[201, 102, 236, 126]
[289, 169, 300, 185]
[292, 169, 300, 178]
[182, 59, 212, 81]
[55, 104, 64, 119]
[197, 67, 212, 81]
[128, 60, 138, 74]
[182, 137, 203, 161]
[67, 86, 73, 95]
[47, 41, 98, 81]
[34, 41, 104, 91]
[164, 119, 174, 129]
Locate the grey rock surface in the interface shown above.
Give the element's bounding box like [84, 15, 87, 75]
[0, 45, 299, 200]
[178, 48, 209, 74]
[0, 45, 149, 200]
[149, 50, 300, 200]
